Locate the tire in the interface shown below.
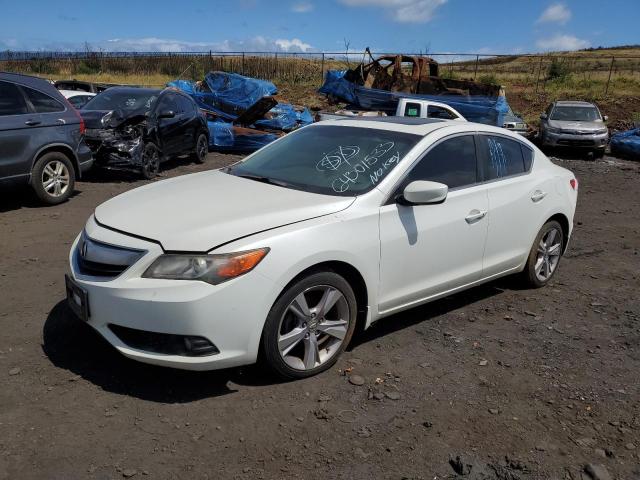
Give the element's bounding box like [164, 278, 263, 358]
[31, 152, 75, 205]
[192, 133, 208, 164]
[593, 148, 605, 159]
[141, 142, 160, 179]
[261, 271, 358, 380]
[522, 220, 564, 288]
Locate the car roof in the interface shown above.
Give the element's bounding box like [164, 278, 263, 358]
[58, 89, 96, 98]
[554, 100, 597, 107]
[315, 117, 523, 139]
[101, 86, 162, 95]
[0, 71, 54, 88]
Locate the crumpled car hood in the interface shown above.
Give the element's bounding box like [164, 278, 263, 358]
[94, 170, 355, 252]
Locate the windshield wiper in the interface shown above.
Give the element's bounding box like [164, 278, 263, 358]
[234, 173, 291, 188]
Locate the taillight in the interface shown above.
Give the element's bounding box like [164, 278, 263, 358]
[61, 96, 85, 135]
[570, 178, 578, 190]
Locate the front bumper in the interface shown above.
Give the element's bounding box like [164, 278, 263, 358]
[66, 216, 280, 371]
[543, 130, 608, 149]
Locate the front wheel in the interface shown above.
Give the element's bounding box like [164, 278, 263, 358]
[261, 271, 357, 379]
[522, 220, 564, 288]
[141, 143, 160, 179]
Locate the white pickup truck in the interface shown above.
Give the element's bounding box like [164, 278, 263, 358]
[395, 98, 466, 121]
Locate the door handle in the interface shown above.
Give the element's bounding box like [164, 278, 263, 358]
[531, 190, 547, 203]
[465, 209, 487, 224]
[24, 119, 41, 126]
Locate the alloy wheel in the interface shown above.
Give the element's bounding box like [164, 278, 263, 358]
[142, 146, 160, 178]
[277, 285, 350, 371]
[197, 135, 208, 162]
[534, 227, 562, 281]
[41, 160, 70, 198]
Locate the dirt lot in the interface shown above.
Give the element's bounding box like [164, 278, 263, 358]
[1, 151, 639, 480]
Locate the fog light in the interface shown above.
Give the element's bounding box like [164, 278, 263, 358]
[184, 336, 219, 356]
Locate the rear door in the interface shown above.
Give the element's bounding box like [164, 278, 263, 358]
[477, 133, 550, 276]
[175, 94, 199, 154]
[0, 80, 33, 180]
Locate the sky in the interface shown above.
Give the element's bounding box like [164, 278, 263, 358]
[0, 0, 638, 54]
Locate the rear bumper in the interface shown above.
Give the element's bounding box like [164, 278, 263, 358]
[77, 142, 94, 176]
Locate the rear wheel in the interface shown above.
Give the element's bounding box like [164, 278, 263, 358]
[261, 271, 357, 379]
[522, 220, 564, 288]
[141, 143, 160, 179]
[31, 152, 75, 205]
[192, 133, 208, 164]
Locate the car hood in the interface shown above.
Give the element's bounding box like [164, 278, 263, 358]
[80, 109, 147, 129]
[548, 119, 606, 132]
[94, 170, 355, 251]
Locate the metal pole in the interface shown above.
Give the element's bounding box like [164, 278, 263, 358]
[474, 54, 479, 80]
[274, 52, 278, 79]
[605, 56, 615, 95]
[320, 52, 325, 85]
[535, 55, 543, 93]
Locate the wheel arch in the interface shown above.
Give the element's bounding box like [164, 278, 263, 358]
[546, 212, 570, 254]
[30, 143, 79, 183]
[276, 260, 370, 333]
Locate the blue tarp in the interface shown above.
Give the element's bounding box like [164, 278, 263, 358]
[610, 128, 640, 159]
[318, 69, 510, 127]
[169, 71, 311, 152]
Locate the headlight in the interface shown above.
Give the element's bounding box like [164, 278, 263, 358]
[546, 127, 562, 134]
[142, 248, 269, 284]
[596, 128, 608, 135]
[101, 111, 114, 126]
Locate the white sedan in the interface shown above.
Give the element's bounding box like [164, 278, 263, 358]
[58, 89, 96, 109]
[65, 118, 578, 379]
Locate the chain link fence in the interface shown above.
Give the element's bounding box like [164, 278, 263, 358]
[2, 50, 640, 98]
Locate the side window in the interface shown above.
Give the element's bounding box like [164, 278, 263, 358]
[427, 105, 457, 120]
[177, 95, 195, 114]
[22, 86, 65, 113]
[158, 94, 178, 113]
[479, 135, 526, 181]
[522, 145, 534, 171]
[403, 102, 421, 117]
[545, 104, 554, 116]
[0, 81, 29, 116]
[402, 135, 477, 190]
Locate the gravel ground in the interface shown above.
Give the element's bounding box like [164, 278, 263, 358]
[0, 151, 639, 480]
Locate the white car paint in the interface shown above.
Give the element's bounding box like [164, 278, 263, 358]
[58, 90, 96, 108]
[395, 98, 466, 121]
[67, 119, 577, 371]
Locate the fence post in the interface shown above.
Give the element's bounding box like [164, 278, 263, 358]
[605, 56, 615, 95]
[535, 55, 543, 93]
[274, 52, 278, 80]
[320, 52, 325, 85]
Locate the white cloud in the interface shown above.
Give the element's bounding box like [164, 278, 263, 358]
[291, 1, 313, 13]
[96, 36, 313, 53]
[537, 3, 571, 25]
[536, 34, 590, 51]
[275, 38, 313, 52]
[339, 0, 447, 23]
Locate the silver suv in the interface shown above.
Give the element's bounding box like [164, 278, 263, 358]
[539, 101, 608, 157]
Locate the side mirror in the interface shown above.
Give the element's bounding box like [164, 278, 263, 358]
[158, 109, 175, 119]
[400, 180, 448, 205]
[540, 113, 548, 120]
[603, 115, 608, 121]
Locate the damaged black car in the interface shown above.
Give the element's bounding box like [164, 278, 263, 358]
[80, 87, 209, 178]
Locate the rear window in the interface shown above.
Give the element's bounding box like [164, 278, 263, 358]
[0, 81, 29, 116]
[479, 135, 526, 180]
[22, 86, 65, 113]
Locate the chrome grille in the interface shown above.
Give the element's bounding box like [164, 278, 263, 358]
[75, 232, 146, 278]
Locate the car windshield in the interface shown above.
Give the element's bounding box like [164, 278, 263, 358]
[225, 125, 421, 196]
[83, 90, 158, 113]
[550, 106, 601, 122]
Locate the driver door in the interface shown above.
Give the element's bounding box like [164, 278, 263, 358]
[378, 134, 489, 313]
